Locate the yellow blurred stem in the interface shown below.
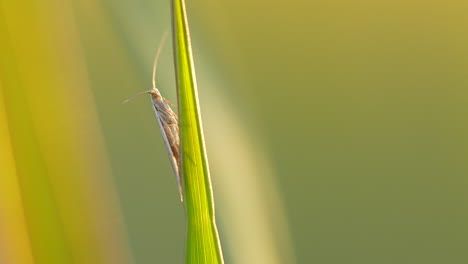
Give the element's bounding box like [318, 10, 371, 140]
[0, 82, 35, 264]
[0, 5, 73, 264]
[0, 1, 132, 263]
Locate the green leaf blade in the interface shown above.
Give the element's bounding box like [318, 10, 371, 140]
[171, 0, 224, 263]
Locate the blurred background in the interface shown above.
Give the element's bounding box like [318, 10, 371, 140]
[1, 0, 468, 263]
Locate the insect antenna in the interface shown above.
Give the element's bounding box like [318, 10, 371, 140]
[122, 30, 169, 104]
[152, 30, 169, 90]
[121, 90, 152, 104]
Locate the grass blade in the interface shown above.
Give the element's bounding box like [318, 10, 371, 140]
[171, 0, 224, 263]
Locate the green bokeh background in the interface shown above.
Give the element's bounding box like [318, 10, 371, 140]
[3, 0, 467, 263]
[86, 0, 468, 263]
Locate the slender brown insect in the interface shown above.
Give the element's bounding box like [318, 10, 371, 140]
[123, 32, 183, 201]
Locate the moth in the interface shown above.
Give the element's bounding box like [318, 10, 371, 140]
[123, 32, 183, 201]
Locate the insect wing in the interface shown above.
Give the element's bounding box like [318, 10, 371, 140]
[152, 101, 183, 200]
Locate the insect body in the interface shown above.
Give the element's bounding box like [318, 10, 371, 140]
[149, 88, 182, 201]
[123, 32, 183, 201]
